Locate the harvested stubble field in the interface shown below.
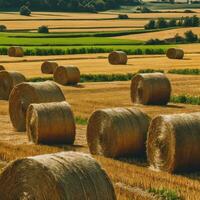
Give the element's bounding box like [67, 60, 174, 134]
[116, 27, 200, 41]
[0, 19, 147, 30]
[0, 77, 200, 199]
[1, 53, 200, 77]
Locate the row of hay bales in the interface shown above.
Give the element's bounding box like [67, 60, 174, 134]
[7, 46, 184, 60]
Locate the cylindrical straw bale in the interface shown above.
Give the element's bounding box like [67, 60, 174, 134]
[41, 61, 58, 74]
[0, 152, 116, 200]
[131, 73, 171, 105]
[147, 112, 200, 173]
[108, 51, 128, 65]
[87, 107, 150, 158]
[8, 47, 24, 57]
[166, 48, 184, 59]
[27, 101, 76, 145]
[9, 81, 65, 132]
[0, 71, 26, 100]
[54, 65, 80, 85]
[0, 65, 5, 71]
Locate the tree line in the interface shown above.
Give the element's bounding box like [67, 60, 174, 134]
[0, 0, 141, 12]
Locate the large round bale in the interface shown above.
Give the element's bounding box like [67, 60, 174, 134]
[41, 61, 58, 74]
[27, 101, 76, 145]
[0, 71, 26, 100]
[166, 48, 184, 59]
[147, 112, 200, 173]
[0, 65, 5, 71]
[0, 152, 116, 200]
[87, 107, 150, 158]
[8, 47, 24, 57]
[131, 73, 171, 105]
[54, 65, 80, 86]
[9, 81, 65, 132]
[108, 51, 128, 65]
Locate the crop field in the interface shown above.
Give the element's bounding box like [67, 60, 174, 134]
[1, 8, 200, 200]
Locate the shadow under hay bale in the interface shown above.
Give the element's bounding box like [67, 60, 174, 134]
[0, 152, 116, 200]
[9, 81, 65, 132]
[8, 47, 24, 57]
[26, 101, 76, 145]
[131, 73, 171, 105]
[0, 65, 5, 71]
[54, 65, 80, 86]
[166, 48, 184, 59]
[87, 107, 150, 158]
[0, 71, 26, 100]
[147, 112, 200, 173]
[108, 51, 128, 65]
[41, 61, 58, 74]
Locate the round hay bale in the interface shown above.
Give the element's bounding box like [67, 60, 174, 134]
[0, 65, 5, 71]
[9, 81, 65, 132]
[87, 107, 150, 158]
[147, 112, 200, 173]
[53, 65, 80, 85]
[0, 71, 26, 100]
[131, 73, 171, 105]
[0, 152, 116, 200]
[8, 47, 24, 57]
[27, 101, 76, 145]
[166, 48, 184, 59]
[108, 51, 128, 65]
[41, 61, 58, 74]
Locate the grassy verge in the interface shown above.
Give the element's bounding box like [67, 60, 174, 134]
[171, 95, 200, 105]
[168, 69, 200, 75]
[75, 117, 88, 125]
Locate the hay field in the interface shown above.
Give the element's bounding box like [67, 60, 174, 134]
[116, 27, 200, 41]
[0, 12, 117, 20]
[0, 19, 146, 30]
[2, 53, 200, 77]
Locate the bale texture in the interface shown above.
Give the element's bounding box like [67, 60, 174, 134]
[9, 81, 65, 132]
[41, 61, 58, 74]
[0, 152, 116, 200]
[0, 71, 26, 100]
[54, 65, 80, 85]
[108, 51, 128, 65]
[147, 112, 200, 173]
[87, 107, 150, 158]
[131, 73, 171, 105]
[0, 65, 5, 71]
[27, 101, 76, 144]
[8, 47, 24, 57]
[166, 48, 184, 59]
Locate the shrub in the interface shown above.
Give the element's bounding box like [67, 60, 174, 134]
[184, 30, 198, 42]
[168, 68, 200, 75]
[157, 18, 168, 28]
[38, 26, 49, 33]
[118, 14, 129, 19]
[168, 19, 177, 27]
[146, 38, 166, 45]
[0, 25, 7, 32]
[20, 5, 31, 16]
[138, 69, 164, 73]
[144, 20, 156, 29]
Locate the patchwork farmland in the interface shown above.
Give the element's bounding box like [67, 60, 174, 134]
[0, 1, 200, 199]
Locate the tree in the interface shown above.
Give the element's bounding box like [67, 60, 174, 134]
[38, 25, 49, 33]
[144, 20, 156, 29]
[20, 5, 31, 16]
[157, 18, 168, 28]
[191, 15, 200, 27]
[168, 18, 177, 27]
[118, 14, 129, 19]
[184, 30, 198, 42]
[0, 25, 7, 32]
[183, 16, 193, 27]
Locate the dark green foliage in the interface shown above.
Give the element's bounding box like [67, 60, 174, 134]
[138, 69, 164, 73]
[20, 5, 31, 16]
[118, 14, 129, 19]
[157, 18, 168, 28]
[184, 30, 198, 42]
[0, 25, 7, 32]
[168, 19, 177, 27]
[171, 95, 200, 105]
[38, 26, 49, 34]
[168, 68, 200, 75]
[146, 39, 166, 45]
[144, 20, 156, 30]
